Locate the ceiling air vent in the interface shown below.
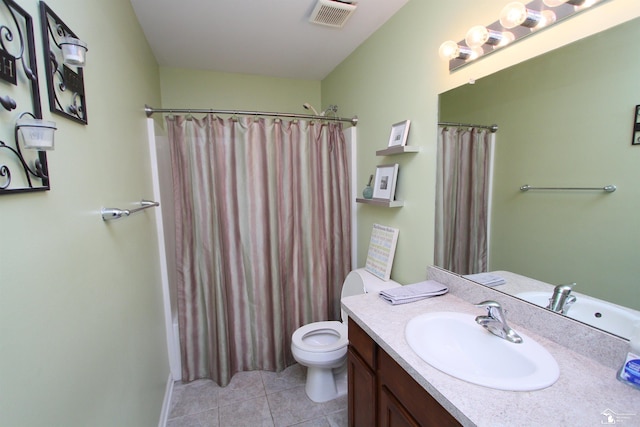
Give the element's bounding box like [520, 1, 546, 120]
[309, 0, 357, 28]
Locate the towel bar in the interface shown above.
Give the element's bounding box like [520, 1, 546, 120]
[101, 200, 159, 221]
[520, 184, 616, 193]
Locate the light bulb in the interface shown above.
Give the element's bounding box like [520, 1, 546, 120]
[466, 26, 514, 48]
[467, 47, 484, 61]
[465, 26, 490, 48]
[438, 41, 482, 62]
[543, 0, 588, 6]
[575, 0, 597, 9]
[495, 31, 515, 47]
[537, 10, 557, 28]
[500, 2, 528, 29]
[439, 41, 460, 60]
[543, 0, 567, 6]
[500, 2, 554, 29]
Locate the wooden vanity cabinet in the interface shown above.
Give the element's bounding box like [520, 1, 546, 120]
[347, 319, 461, 427]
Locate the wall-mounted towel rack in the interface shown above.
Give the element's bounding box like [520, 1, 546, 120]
[520, 184, 616, 193]
[101, 200, 160, 221]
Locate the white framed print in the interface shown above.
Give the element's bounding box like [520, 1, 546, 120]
[365, 224, 400, 281]
[387, 120, 411, 148]
[372, 164, 399, 201]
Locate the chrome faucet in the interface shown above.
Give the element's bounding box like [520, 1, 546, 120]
[475, 300, 523, 344]
[547, 283, 576, 314]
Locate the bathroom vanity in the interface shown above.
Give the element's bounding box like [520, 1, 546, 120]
[342, 267, 640, 426]
[348, 318, 460, 426]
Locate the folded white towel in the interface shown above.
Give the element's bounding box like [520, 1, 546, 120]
[379, 280, 449, 305]
[462, 273, 506, 287]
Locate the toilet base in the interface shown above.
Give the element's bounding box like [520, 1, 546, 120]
[304, 364, 347, 403]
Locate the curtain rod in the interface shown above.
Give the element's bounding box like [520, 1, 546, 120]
[144, 105, 358, 126]
[439, 122, 498, 133]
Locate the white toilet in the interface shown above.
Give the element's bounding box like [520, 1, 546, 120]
[291, 268, 399, 402]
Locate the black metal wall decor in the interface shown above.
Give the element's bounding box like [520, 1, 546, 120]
[0, 0, 50, 195]
[632, 105, 640, 146]
[40, 1, 87, 125]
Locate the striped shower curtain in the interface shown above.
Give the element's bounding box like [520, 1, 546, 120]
[435, 126, 492, 275]
[166, 115, 351, 386]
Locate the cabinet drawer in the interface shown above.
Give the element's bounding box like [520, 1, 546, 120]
[348, 318, 376, 369]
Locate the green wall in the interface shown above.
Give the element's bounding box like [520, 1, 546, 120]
[0, 1, 168, 426]
[159, 67, 321, 116]
[439, 19, 640, 310]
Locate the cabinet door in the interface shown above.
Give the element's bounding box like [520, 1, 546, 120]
[347, 347, 376, 427]
[377, 349, 461, 427]
[379, 384, 421, 427]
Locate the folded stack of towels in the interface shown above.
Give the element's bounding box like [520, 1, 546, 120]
[379, 280, 449, 305]
[462, 273, 506, 287]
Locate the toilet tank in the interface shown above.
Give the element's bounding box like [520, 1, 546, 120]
[341, 268, 399, 321]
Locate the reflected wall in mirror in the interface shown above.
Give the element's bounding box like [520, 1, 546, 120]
[438, 18, 640, 334]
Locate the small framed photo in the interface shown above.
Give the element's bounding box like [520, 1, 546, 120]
[632, 105, 640, 146]
[373, 164, 399, 201]
[387, 120, 411, 148]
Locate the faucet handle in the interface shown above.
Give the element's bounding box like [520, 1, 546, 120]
[475, 300, 503, 312]
[475, 300, 506, 320]
[474, 300, 523, 344]
[475, 300, 501, 308]
[554, 283, 576, 294]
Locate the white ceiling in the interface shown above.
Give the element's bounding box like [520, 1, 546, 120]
[129, 0, 409, 81]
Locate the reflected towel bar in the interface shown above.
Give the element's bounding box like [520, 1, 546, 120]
[101, 200, 160, 221]
[520, 185, 616, 193]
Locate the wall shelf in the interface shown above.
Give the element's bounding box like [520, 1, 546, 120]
[356, 198, 404, 208]
[376, 145, 420, 156]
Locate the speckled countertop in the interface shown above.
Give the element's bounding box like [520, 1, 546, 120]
[342, 289, 640, 426]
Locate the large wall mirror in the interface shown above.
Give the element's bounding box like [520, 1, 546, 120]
[438, 18, 640, 338]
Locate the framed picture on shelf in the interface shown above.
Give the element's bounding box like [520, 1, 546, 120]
[387, 120, 411, 148]
[373, 164, 399, 201]
[632, 104, 640, 145]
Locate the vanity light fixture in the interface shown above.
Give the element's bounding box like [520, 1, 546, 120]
[440, 0, 607, 71]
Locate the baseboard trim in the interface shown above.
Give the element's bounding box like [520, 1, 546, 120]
[158, 374, 174, 427]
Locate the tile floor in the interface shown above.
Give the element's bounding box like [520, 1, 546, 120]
[166, 364, 348, 427]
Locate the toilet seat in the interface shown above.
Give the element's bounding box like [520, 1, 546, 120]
[289, 269, 400, 402]
[291, 321, 347, 353]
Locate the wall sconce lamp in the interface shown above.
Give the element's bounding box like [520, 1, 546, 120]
[40, 2, 89, 125]
[439, 0, 607, 71]
[59, 36, 87, 67]
[0, 113, 57, 191]
[16, 112, 57, 150]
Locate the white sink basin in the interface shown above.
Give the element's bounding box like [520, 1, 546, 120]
[516, 291, 640, 339]
[405, 311, 559, 391]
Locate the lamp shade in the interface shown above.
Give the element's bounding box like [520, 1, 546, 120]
[17, 118, 57, 150]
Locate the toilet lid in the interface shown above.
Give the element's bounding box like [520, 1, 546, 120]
[292, 321, 347, 353]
